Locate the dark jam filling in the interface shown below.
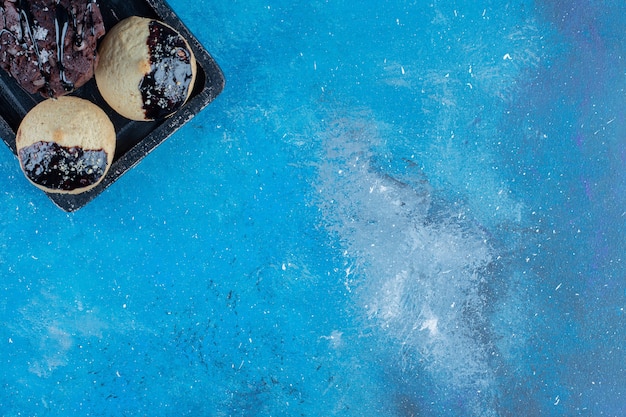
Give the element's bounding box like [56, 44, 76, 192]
[139, 20, 194, 120]
[19, 141, 108, 191]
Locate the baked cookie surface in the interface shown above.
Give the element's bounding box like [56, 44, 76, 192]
[16, 96, 116, 194]
[95, 16, 196, 121]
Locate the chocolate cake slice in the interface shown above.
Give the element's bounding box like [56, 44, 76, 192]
[0, 0, 105, 98]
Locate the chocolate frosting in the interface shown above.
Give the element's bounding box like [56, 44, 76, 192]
[140, 20, 194, 119]
[19, 140, 108, 190]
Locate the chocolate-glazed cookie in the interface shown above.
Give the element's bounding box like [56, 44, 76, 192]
[0, 0, 105, 98]
[95, 16, 196, 121]
[16, 96, 116, 194]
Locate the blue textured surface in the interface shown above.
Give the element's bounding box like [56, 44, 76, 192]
[1, 0, 625, 416]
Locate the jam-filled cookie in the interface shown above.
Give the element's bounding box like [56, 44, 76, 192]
[95, 16, 197, 121]
[16, 96, 116, 194]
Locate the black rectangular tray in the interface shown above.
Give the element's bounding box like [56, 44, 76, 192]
[0, 0, 224, 212]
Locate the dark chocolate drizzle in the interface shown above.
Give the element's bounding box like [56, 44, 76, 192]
[139, 20, 194, 120]
[19, 141, 108, 191]
[54, 2, 72, 91]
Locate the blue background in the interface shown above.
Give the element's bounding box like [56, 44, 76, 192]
[1, 0, 625, 416]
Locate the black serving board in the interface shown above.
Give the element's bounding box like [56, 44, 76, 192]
[0, 0, 225, 212]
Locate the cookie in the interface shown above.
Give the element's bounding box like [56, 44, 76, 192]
[0, 0, 106, 98]
[95, 16, 197, 121]
[16, 96, 116, 194]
